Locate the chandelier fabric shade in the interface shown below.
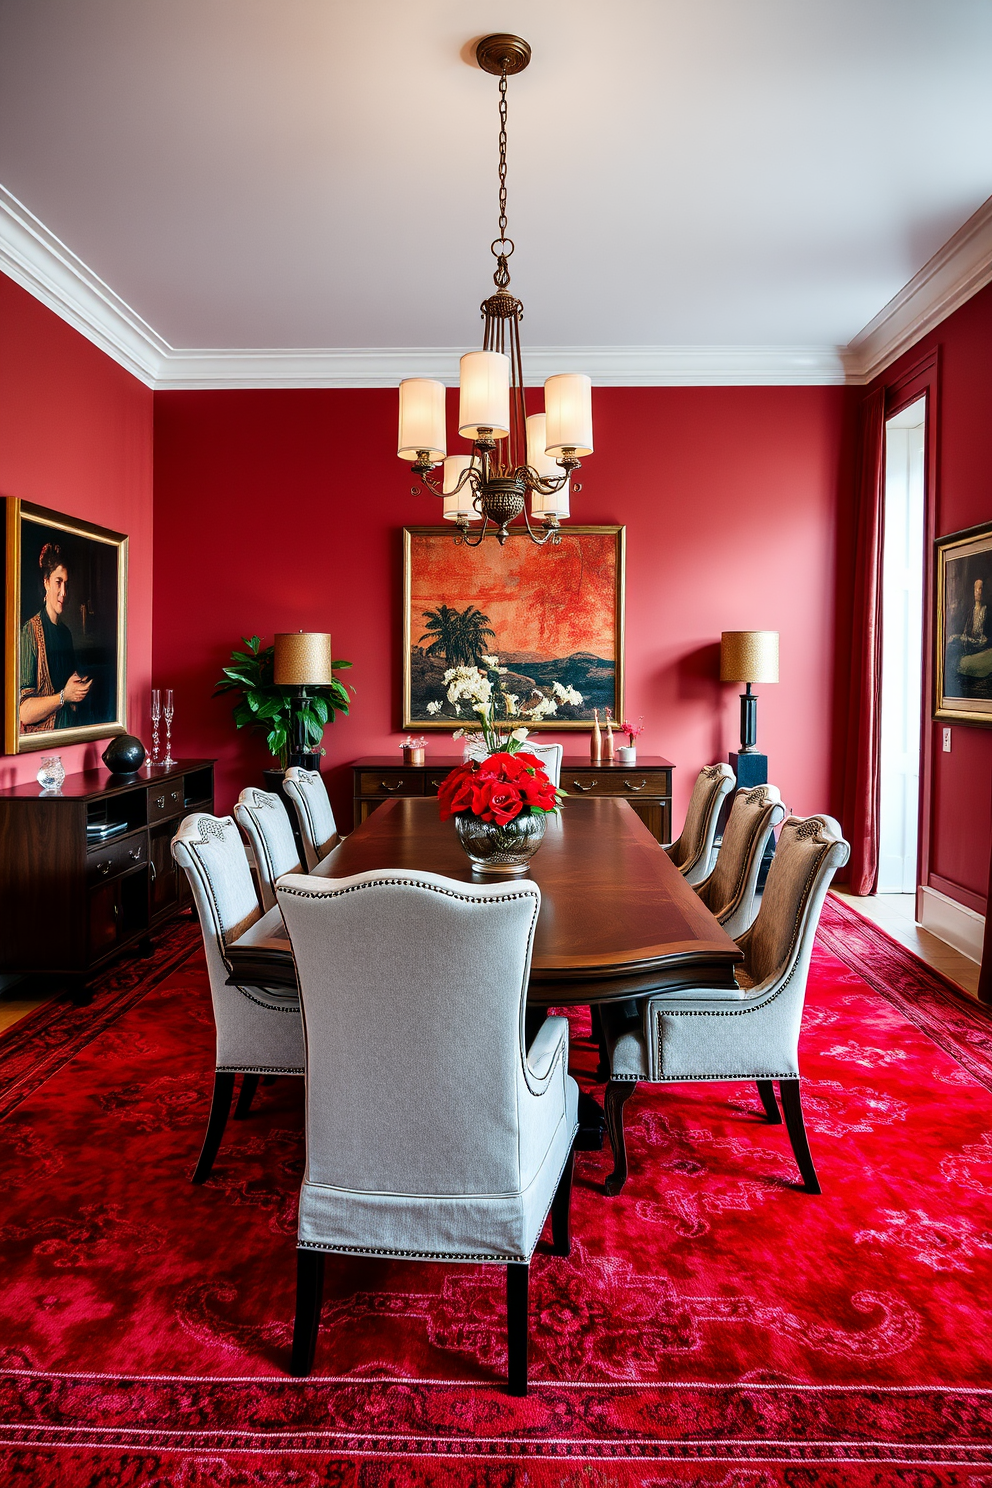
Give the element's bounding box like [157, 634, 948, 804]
[397, 379, 446, 463]
[458, 352, 511, 440]
[397, 35, 592, 548]
[273, 632, 335, 687]
[720, 631, 780, 685]
[544, 374, 594, 458]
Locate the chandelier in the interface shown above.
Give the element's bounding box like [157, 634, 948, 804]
[397, 34, 593, 547]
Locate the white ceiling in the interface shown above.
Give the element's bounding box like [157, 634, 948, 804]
[1, 0, 992, 376]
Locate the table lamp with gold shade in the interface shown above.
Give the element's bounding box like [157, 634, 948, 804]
[274, 631, 335, 771]
[720, 631, 779, 757]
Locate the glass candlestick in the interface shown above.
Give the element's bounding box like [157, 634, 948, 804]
[162, 689, 175, 769]
[150, 688, 161, 764]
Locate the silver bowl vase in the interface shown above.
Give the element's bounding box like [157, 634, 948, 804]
[454, 811, 547, 875]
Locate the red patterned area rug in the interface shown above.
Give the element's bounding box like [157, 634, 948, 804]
[0, 898, 990, 1486]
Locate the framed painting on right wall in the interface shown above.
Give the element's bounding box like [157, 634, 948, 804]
[935, 520, 992, 726]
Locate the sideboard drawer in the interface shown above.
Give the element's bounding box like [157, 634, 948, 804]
[87, 833, 146, 885]
[358, 771, 423, 797]
[566, 770, 671, 799]
[148, 783, 185, 823]
[424, 768, 456, 795]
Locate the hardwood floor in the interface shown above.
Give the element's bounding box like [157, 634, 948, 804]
[832, 889, 980, 998]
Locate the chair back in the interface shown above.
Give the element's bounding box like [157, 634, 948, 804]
[276, 869, 542, 1197]
[743, 813, 850, 990]
[696, 784, 785, 937]
[524, 741, 563, 788]
[172, 813, 262, 994]
[283, 767, 340, 871]
[234, 788, 302, 911]
[667, 763, 735, 882]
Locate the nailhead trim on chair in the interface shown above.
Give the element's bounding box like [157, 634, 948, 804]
[218, 1063, 305, 1074]
[234, 984, 301, 1012]
[296, 1124, 578, 1264]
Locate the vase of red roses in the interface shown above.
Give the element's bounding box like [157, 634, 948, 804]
[438, 749, 563, 875]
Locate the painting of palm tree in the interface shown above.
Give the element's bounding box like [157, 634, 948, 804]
[404, 526, 625, 730]
[418, 604, 496, 668]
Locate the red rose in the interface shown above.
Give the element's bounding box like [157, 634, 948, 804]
[518, 772, 556, 809]
[485, 783, 524, 825]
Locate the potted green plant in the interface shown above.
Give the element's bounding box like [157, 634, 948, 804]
[213, 635, 352, 786]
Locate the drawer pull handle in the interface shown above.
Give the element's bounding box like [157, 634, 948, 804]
[155, 795, 166, 809]
[99, 861, 110, 875]
[624, 779, 647, 792]
[571, 779, 597, 792]
[129, 848, 142, 860]
[171, 790, 180, 802]
[150, 862, 157, 882]
[380, 781, 403, 792]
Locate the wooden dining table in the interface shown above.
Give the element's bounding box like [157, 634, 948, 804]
[226, 796, 742, 1144]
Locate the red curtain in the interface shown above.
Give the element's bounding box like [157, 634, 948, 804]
[841, 387, 886, 895]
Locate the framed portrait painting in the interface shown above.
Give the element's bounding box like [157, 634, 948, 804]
[403, 526, 625, 730]
[935, 521, 992, 726]
[4, 499, 128, 753]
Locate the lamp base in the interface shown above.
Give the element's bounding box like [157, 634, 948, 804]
[287, 751, 321, 772]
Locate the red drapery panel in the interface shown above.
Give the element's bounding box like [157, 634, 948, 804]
[841, 387, 886, 895]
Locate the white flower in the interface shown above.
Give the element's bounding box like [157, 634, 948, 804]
[481, 654, 500, 670]
[426, 700, 441, 715]
[550, 680, 583, 705]
[511, 726, 530, 741]
[526, 695, 558, 720]
[504, 692, 518, 716]
[452, 729, 466, 740]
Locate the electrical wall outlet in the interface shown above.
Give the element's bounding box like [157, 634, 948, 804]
[943, 727, 952, 752]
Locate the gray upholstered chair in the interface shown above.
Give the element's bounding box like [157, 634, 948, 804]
[172, 813, 304, 1183]
[693, 783, 786, 939]
[275, 867, 579, 1394]
[233, 787, 303, 912]
[282, 767, 341, 871]
[601, 814, 850, 1198]
[665, 762, 736, 884]
[524, 741, 563, 788]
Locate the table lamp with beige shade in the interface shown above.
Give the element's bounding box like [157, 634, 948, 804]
[274, 631, 335, 771]
[720, 631, 779, 756]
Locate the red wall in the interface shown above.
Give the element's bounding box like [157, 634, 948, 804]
[152, 384, 848, 828]
[0, 274, 154, 788]
[870, 280, 992, 910]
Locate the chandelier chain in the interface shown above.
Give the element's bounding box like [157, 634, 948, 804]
[492, 66, 513, 289]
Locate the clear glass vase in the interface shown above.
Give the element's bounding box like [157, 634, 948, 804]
[36, 756, 65, 792]
[454, 810, 547, 875]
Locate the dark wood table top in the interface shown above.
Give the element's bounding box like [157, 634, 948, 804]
[228, 795, 741, 1005]
[352, 754, 675, 770]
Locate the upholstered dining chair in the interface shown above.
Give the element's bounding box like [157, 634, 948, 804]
[693, 783, 786, 939]
[282, 767, 341, 871]
[524, 741, 563, 788]
[665, 763, 736, 885]
[275, 867, 579, 1395]
[233, 787, 303, 912]
[600, 814, 850, 1198]
[172, 813, 304, 1183]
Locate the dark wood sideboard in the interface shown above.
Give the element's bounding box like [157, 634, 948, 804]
[0, 758, 214, 1002]
[352, 754, 674, 843]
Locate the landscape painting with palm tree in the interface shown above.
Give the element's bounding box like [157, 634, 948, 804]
[404, 527, 624, 730]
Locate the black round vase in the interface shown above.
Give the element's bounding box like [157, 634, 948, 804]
[102, 734, 147, 775]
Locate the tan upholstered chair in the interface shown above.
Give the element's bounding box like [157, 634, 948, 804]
[233, 787, 303, 912]
[665, 763, 735, 885]
[172, 814, 303, 1183]
[276, 867, 579, 1394]
[601, 814, 850, 1197]
[694, 784, 786, 939]
[282, 767, 341, 871]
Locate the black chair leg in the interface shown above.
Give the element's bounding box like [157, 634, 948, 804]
[604, 1080, 637, 1196]
[550, 1148, 575, 1256]
[290, 1249, 326, 1377]
[234, 1073, 260, 1120]
[506, 1262, 529, 1397]
[192, 1071, 236, 1184]
[756, 1079, 782, 1124]
[779, 1079, 821, 1194]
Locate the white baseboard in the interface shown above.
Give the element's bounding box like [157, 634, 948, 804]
[918, 885, 984, 964]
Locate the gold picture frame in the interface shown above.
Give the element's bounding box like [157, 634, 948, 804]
[403, 525, 625, 730]
[935, 520, 992, 726]
[4, 499, 129, 753]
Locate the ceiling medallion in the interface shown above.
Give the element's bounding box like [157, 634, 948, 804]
[396, 35, 593, 547]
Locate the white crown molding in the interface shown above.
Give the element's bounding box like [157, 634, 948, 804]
[153, 343, 849, 389]
[3, 177, 990, 391]
[0, 185, 166, 386]
[848, 193, 992, 384]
